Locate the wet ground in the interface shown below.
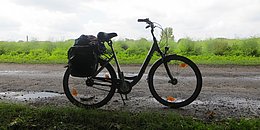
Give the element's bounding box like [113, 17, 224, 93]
[0, 64, 259, 120]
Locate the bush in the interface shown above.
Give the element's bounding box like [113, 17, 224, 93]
[177, 38, 194, 55]
[177, 38, 202, 55]
[228, 40, 243, 56]
[206, 39, 230, 56]
[125, 46, 147, 55]
[240, 38, 259, 56]
[114, 38, 150, 56]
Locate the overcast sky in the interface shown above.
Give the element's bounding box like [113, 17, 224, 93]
[0, 0, 260, 41]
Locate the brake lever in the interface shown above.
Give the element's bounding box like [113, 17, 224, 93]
[145, 25, 150, 29]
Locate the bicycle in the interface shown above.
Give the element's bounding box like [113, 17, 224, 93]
[63, 18, 202, 108]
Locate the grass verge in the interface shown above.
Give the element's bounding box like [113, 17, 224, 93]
[0, 102, 259, 129]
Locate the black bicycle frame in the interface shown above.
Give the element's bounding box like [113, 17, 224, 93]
[93, 27, 174, 88]
[129, 30, 165, 87]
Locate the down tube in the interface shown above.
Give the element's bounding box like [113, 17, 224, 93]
[129, 45, 156, 87]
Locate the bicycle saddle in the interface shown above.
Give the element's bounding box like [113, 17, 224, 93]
[97, 32, 117, 42]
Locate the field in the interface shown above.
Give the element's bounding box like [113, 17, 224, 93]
[0, 37, 260, 65]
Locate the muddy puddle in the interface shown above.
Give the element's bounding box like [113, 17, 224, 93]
[126, 95, 259, 108]
[0, 91, 63, 101]
[0, 70, 39, 75]
[1, 91, 259, 110]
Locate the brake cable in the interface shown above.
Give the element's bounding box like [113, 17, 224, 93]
[154, 22, 169, 55]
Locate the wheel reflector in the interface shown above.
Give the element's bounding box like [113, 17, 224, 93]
[72, 87, 78, 96]
[105, 73, 110, 80]
[167, 96, 176, 102]
[179, 63, 188, 68]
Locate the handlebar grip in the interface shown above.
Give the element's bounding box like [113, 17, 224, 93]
[138, 18, 149, 22]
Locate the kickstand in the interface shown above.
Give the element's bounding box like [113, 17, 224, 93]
[120, 94, 128, 105]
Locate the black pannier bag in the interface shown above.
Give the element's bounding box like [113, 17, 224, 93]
[68, 35, 103, 77]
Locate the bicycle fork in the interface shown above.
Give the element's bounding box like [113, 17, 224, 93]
[163, 55, 178, 85]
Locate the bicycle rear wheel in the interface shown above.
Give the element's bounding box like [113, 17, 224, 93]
[63, 60, 116, 108]
[148, 55, 202, 108]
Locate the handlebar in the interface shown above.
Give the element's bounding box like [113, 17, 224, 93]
[138, 18, 150, 23]
[138, 18, 154, 29]
[138, 18, 167, 54]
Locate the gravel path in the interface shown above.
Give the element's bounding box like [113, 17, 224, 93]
[0, 63, 259, 120]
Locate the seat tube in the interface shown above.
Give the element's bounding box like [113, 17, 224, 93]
[109, 41, 123, 77]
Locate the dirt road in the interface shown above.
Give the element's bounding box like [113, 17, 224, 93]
[0, 63, 259, 120]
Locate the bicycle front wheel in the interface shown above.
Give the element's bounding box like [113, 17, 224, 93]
[148, 55, 202, 108]
[63, 60, 117, 108]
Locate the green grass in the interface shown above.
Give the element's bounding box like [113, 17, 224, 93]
[188, 55, 260, 65]
[0, 102, 259, 129]
[0, 37, 260, 65]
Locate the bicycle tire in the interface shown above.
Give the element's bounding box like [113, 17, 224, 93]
[148, 55, 202, 108]
[63, 59, 117, 108]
